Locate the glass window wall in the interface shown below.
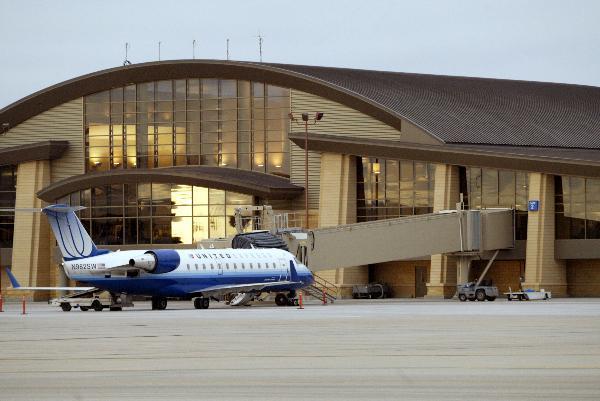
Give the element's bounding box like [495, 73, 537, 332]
[465, 167, 529, 240]
[357, 157, 435, 222]
[0, 165, 16, 247]
[556, 176, 600, 239]
[58, 183, 254, 245]
[85, 79, 290, 176]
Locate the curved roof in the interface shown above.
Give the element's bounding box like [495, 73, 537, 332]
[1, 59, 600, 148]
[37, 166, 303, 202]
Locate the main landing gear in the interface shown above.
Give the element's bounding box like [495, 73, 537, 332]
[151, 296, 168, 310]
[193, 297, 210, 309]
[274, 292, 299, 307]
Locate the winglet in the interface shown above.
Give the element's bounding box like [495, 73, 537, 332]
[289, 260, 299, 282]
[4, 267, 21, 288]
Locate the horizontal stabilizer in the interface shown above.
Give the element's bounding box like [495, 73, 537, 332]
[4, 267, 94, 291]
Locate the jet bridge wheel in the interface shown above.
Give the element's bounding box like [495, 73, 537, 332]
[193, 297, 210, 309]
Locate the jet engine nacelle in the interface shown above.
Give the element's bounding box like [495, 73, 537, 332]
[128, 250, 180, 274]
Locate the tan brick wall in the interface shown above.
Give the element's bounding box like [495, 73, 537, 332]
[371, 261, 431, 298]
[524, 173, 567, 296]
[10, 160, 53, 300]
[567, 260, 600, 297]
[1, 98, 84, 183]
[316, 153, 366, 296]
[470, 260, 524, 293]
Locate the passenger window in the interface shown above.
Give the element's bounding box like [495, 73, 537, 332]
[272, 262, 276, 268]
[202, 264, 206, 270]
[211, 264, 214, 269]
[187, 264, 190, 270]
[250, 263, 253, 269]
[241, 263, 245, 269]
[234, 264, 237, 269]
[195, 264, 198, 270]
[258, 263, 261, 268]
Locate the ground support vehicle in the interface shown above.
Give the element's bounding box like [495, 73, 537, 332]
[505, 288, 551, 301]
[457, 282, 499, 301]
[352, 283, 391, 299]
[50, 289, 133, 311]
[457, 249, 500, 302]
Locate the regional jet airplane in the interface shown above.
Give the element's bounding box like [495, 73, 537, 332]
[5, 205, 313, 310]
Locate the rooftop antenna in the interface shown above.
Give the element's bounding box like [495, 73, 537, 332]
[192, 39, 196, 59]
[226, 38, 230, 60]
[158, 41, 161, 61]
[258, 33, 263, 62]
[123, 42, 132, 66]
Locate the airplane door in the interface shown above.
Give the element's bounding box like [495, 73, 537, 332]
[279, 258, 288, 280]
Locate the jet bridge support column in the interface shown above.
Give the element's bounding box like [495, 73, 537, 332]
[427, 164, 460, 298]
[317, 153, 366, 298]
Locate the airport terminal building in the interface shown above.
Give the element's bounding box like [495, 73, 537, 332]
[1, 60, 599, 298]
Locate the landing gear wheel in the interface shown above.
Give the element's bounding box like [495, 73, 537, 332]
[475, 289, 486, 302]
[458, 294, 467, 302]
[275, 293, 288, 307]
[61, 303, 72, 312]
[80, 306, 89, 311]
[152, 297, 168, 310]
[194, 297, 210, 309]
[486, 296, 496, 301]
[92, 300, 103, 311]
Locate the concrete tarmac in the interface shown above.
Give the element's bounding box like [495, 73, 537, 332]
[1, 298, 600, 401]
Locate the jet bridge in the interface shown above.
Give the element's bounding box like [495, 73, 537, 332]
[303, 209, 514, 271]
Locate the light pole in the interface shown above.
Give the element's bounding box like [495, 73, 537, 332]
[289, 112, 324, 229]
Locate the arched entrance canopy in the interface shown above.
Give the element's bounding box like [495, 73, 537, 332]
[37, 166, 303, 202]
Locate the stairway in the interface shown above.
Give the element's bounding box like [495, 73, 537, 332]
[303, 273, 337, 303]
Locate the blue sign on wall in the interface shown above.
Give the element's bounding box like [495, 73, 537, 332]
[528, 200, 540, 211]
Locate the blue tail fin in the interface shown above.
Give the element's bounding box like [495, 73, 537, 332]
[5, 267, 21, 288]
[289, 260, 299, 282]
[42, 204, 108, 261]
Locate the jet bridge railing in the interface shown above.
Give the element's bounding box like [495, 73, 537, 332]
[305, 209, 514, 272]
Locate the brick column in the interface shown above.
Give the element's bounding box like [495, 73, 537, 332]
[10, 160, 52, 300]
[427, 164, 460, 298]
[524, 173, 567, 296]
[318, 153, 366, 298]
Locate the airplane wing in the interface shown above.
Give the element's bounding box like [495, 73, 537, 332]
[192, 280, 300, 296]
[8, 286, 96, 291]
[3, 267, 94, 291]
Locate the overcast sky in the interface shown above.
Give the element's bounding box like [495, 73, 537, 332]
[0, 0, 598, 108]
